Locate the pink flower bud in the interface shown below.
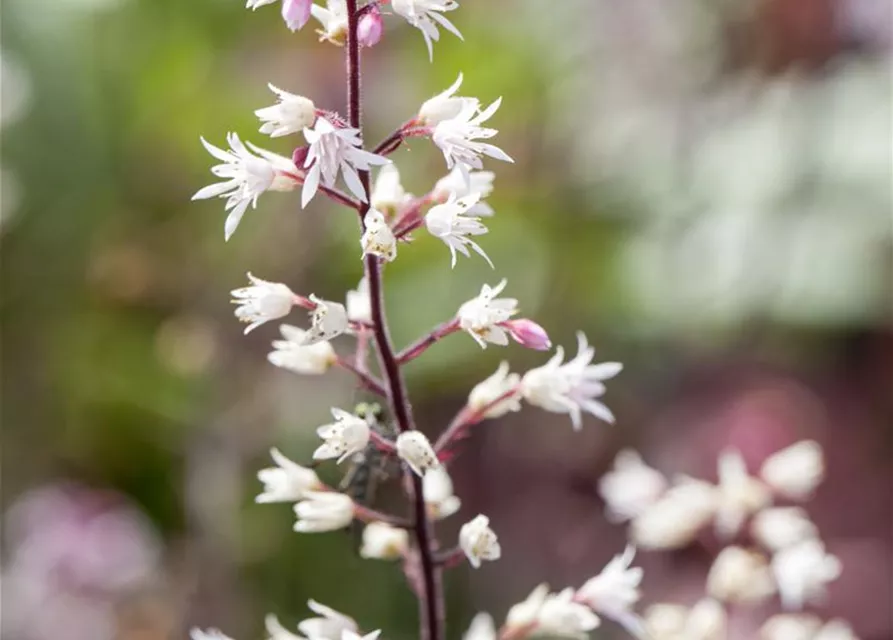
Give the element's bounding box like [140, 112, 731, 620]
[281, 0, 312, 32]
[505, 319, 552, 351]
[292, 145, 310, 169]
[357, 6, 383, 48]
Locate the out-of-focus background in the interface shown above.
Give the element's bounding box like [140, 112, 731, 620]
[1, 0, 891, 638]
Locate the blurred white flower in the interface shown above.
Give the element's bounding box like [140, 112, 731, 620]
[360, 522, 409, 560]
[706, 546, 776, 604]
[345, 277, 371, 324]
[392, 0, 462, 60]
[772, 539, 841, 610]
[293, 492, 354, 533]
[459, 514, 501, 568]
[630, 477, 717, 550]
[310, 0, 349, 44]
[537, 588, 601, 638]
[371, 164, 412, 215]
[644, 599, 726, 640]
[751, 507, 818, 552]
[191, 629, 235, 640]
[396, 431, 440, 476]
[425, 193, 492, 267]
[193, 133, 299, 241]
[457, 279, 518, 348]
[303, 295, 349, 344]
[433, 166, 495, 216]
[463, 613, 496, 640]
[297, 600, 358, 639]
[467, 361, 522, 419]
[505, 583, 549, 631]
[521, 331, 622, 430]
[759, 614, 856, 640]
[598, 449, 667, 523]
[313, 408, 371, 464]
[256, 84, 316, 137]
[360, 209, 397, 262]
[760, 440, 825, 500]
[714, 449, 772, 539]
[265, 614, 304, 640]
[813, 620, 859, 640]
[575, 546, 644, 636]
[423, 466, 461, 519]
[257, 448, 322, 503]
[267, 325, 337, 374]
[432, 98, 512, 177]
[231, 273, 297, 334]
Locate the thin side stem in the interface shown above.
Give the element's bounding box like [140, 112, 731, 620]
[334, 356, 387, 397]
[434, 385, 522, 453]
[344, 4, 443, 639]
[397, 319, 460, 364]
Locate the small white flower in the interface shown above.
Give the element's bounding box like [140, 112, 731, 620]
[418, 73, 475, 126]
[303, 295, 349, 344]
[425, 193, 492, 267]
[759, 614, 823, 640]
[371, 164, 412, 215]
[760, 440, 825, 501]
[432, 98, 512, 178]
[313, 407, 371, 464]
[396, 431, 440, 477]
[298, 600, 358, 639]
[457, 279, 518, 348]
[360, 209, 397, 262]
[644, 599, 726, 640]
[459, 514, 501, 568]
[391, 0, 462, 61]
[293, 491, 355, 533]
[521, 331, 622, 430]
[576, 546, 644, 635]
[360, 521, 409, 560]
[706, 546, 776, 604]
[265, 614, 304, 640]
[257, 448, 322, 503]
[772, 538, 841, 610]
[751, 507, 818, 552]
[598, 449, 668, 523]
[256, 84, 316, 138]
[191, 629, 234, 640]
[468, 361, 522, 419]
[433, 166, 495, 217]
[505, 583, 549, 631]
[301, 117, 389, 207]
[310, 0, 349, 44]
[343, 632, 381, 640]
[714, 449, 772, 539]
[423, 466, 462, 519]
[537, 588, 602, 638]
[629, 477, 718, 550]
[231, 272, 297, 334]
[193, 133, 299, 241]
[345, 277, 371, 324]
[267, 325, 337, 374]
[463, 613, 496, 640]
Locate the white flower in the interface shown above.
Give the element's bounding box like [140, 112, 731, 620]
[459, 514, 501, 568]
[345, 277, 371, 324]
[293, 491, 354, 533]
[343, 632, 381, 640]
[396, 431, 440, 477]
[706, 546, 776, 604]
[371, 164, 412, 215]
[191, 629, 234, 640]
[520, 331, 622, 430]
[433, 166, 495, 217]
[432, 98, 512, 177]
[751, 507, 818, 552]
[772, 538, 841, 610]
[360, 209, 397, 262]
[505, 583, 549, 631]
[313, 408, 371, 464]
[576, 546, 644, 635]
[298, 600, 358, 639]
[418, 73, 475, 126]
[246, 0, 313, 31]
[425, 193, 492, 267]
[256, 84, 316, 138]
[760, 440, 825, 500]
[468, 361, 522, 419]
[423, 466, 461, 519]
[457, 279, 518, 348]
[391, 0, 462, 61]
[714, 449, 772, 539]
[265, 614, 304, 640]
[303, 295, 349, 344]
[644, 599, 726, 640]
[310, 0, 349, 44]
[231, 272, 296, 334]
[267, 325, 337, 374]
[760, 614, 823, 640]
[193, 133, 300, 241]
[598, 449, 667, 523]
[463, 613, 496, 640]
[301, 118, 389, 207]
[360, 521, 409, 560]
[257, 448, 322, 503]
[537, 588, 601, 638]
[814, 620, 859, 640]
[629, 477, 718, 550]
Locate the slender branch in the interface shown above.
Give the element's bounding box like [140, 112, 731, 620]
[319, 184, 362, 210]
[434, 385, 522, 453]
[397, 319, 460, 364]
[345, 4, 443, 639]
[372, 127, 408, 156]
[334, 356, 387, 396]
[433, 545, 466, 568]
[353, 503, 411, 529]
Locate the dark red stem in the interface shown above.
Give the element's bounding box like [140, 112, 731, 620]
[397, 319, 460, 364]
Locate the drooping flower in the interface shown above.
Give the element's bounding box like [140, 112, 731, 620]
[310, 0, 349, 45]
[759, 440, 825, 501]
[432, 166, 495, 210]
[313, 408, 371, 464]
[360, 522, 409, 560]
[771, 539, 841, 610]
[293, 492, 355, 533]
[297, 599, 358, 638]
[520, 331, 622, 430]
[456, 279, 518, 348]
[246, 0, 313, 32]
[423, 466, 461, 519]
[256, 84, 316, 138]
[360, 209, 397, 262]
[396, 431, 440, 477]
[418, 73, 475, 126]
[750, 507, 818, 552]
[231, 272, 297, 334]
[391, 0, 462, 61]
[356, 5, 383, 47]
[425, 193, 492, 267]
[459, 514, 501, 568]
[345, 277, 371, 324]
[267, 325, 337, 375]
[463, 613, 496, 640]
[505, 583, 549, 632]
[370, 164, 412, 215]
[467, 361, 522, 419]
[302, 295, 349, 344]
[598, 449, 668, 523]
[193, 133, 300, 241]
[714, 449, 772, 539]
[256, 448, 323, 503]
[537, 589, 602, 638]
[705, 546, 776, 604]
[575, 546, 645, 635]
[432, 98, 512, 178]
[301, 117, 389, 207]
[630, 477, 718, 550]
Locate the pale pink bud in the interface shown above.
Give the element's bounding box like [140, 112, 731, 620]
[505, 318, 551, 351]
[357, 7, 383, 48]
[292, 145, 310, 169]
[282, 0, 312, 32]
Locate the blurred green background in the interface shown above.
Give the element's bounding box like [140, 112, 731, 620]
[1, 0, 891, 638]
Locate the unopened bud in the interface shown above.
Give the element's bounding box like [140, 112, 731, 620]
[281, 0, 312, 32]
[505, 318, 551, 351]
[358, 6, 383, 48]
[292, 145, 310, 169]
